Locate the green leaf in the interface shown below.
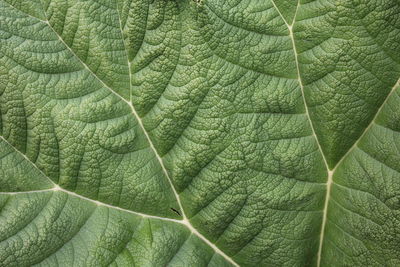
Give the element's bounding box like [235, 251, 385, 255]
[1, 0, 399, 266]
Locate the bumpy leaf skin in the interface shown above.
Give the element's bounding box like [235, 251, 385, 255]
[42, 0, 131, 99]
[3, 0, 46, 20]
[1, 0, 400, 266]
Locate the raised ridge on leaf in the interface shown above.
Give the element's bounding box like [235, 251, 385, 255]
[1, 0, 400, 266]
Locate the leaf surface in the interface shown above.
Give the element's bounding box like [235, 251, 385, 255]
[1, 0, 400, 266]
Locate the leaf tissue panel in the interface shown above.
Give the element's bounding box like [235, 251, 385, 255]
[0, 0, 400, 266]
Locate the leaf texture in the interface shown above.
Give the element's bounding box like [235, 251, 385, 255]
[0, 0, 400, 266]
